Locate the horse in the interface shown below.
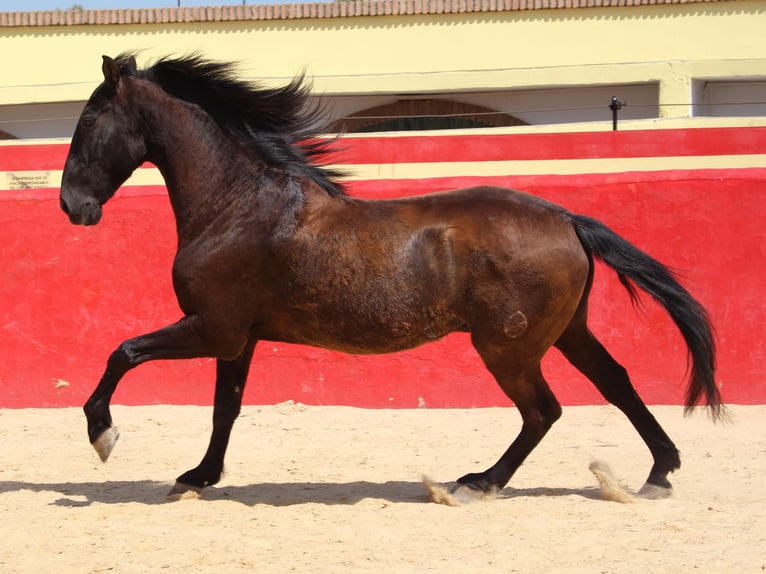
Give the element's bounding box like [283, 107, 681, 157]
[59, 53, 723, 500]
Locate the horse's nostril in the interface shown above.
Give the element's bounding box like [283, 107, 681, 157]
[81, 199, 103, 226]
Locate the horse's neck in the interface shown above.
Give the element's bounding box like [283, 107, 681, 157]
[140, 92, 255, 232]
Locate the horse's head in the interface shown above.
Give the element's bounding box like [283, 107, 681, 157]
[60, 55, 147, 226]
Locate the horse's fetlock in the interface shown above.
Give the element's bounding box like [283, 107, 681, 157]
[83, 397, 109, 421]
[177, 465, 222, 490]
[662, 449, 681, 473]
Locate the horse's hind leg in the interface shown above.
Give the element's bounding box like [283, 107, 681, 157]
[170, 339, 257, 497]
[555, 317, 680, 498]
[457, 342, 562, 494]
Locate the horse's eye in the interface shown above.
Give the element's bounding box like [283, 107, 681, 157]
[81, 116, 96, 128]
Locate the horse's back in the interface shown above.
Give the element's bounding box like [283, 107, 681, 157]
[383, 184, 569, 220]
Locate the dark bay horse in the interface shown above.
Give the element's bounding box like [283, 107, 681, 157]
[59, 53, 723, 500]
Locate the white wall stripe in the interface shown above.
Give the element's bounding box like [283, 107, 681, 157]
[2, 154, 765, 191]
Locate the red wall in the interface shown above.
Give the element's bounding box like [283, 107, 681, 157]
[1, 127, 764, 408]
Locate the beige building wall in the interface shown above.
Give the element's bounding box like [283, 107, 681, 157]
[1, 0, 765, 134]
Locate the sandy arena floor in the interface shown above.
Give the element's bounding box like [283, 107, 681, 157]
[0, 403, 763, 573]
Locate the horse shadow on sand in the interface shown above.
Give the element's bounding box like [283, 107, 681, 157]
[0, 479, 603, 507]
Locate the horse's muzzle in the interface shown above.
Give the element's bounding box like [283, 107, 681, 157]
[60, 194, 102, 226]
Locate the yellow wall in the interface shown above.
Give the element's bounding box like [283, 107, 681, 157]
[1, 0, 765, 117]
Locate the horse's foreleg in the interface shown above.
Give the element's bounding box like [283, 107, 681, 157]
[170, 339, 257, 498]
[84, 315, 210, 462]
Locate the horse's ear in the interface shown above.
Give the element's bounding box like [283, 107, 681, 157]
[101, 55, 121, 88]
[124, 55, 138, 75]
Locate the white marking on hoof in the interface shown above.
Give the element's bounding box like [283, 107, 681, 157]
[589, 460, 635, 504]
[422, 475, 498, 506]
[92, 427, 120, 463]
[167, 482, 203, 502]
[637, 482, 673, 500]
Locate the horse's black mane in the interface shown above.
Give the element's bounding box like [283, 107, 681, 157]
[116, 53, 345, 196]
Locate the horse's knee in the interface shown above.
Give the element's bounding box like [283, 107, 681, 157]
[109, 337, 159, 372]
[105, 343, 135, 373]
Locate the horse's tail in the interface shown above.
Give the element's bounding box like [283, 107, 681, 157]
[570, 213, 724, 419]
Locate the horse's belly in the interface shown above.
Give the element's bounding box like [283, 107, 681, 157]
[285, 329, 455, 355]
[261, 305, 466, 355]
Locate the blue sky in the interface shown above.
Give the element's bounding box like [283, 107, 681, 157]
[1, 0, 322, 10]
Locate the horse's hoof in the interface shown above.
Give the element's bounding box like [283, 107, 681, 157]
[167, 482, 203, 501]
[92, 426, 119, 462]
[456, 472, 500, 494]
[422, 475, 497, 506]
[637, 482, 673, 499]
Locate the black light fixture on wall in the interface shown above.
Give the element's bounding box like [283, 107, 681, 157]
[609, 96, 624, 131]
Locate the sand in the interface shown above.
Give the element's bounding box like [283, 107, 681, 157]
[0, 403, 763, 573]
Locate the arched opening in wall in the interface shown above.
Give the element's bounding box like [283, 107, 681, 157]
[329, 99, 527, 133]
